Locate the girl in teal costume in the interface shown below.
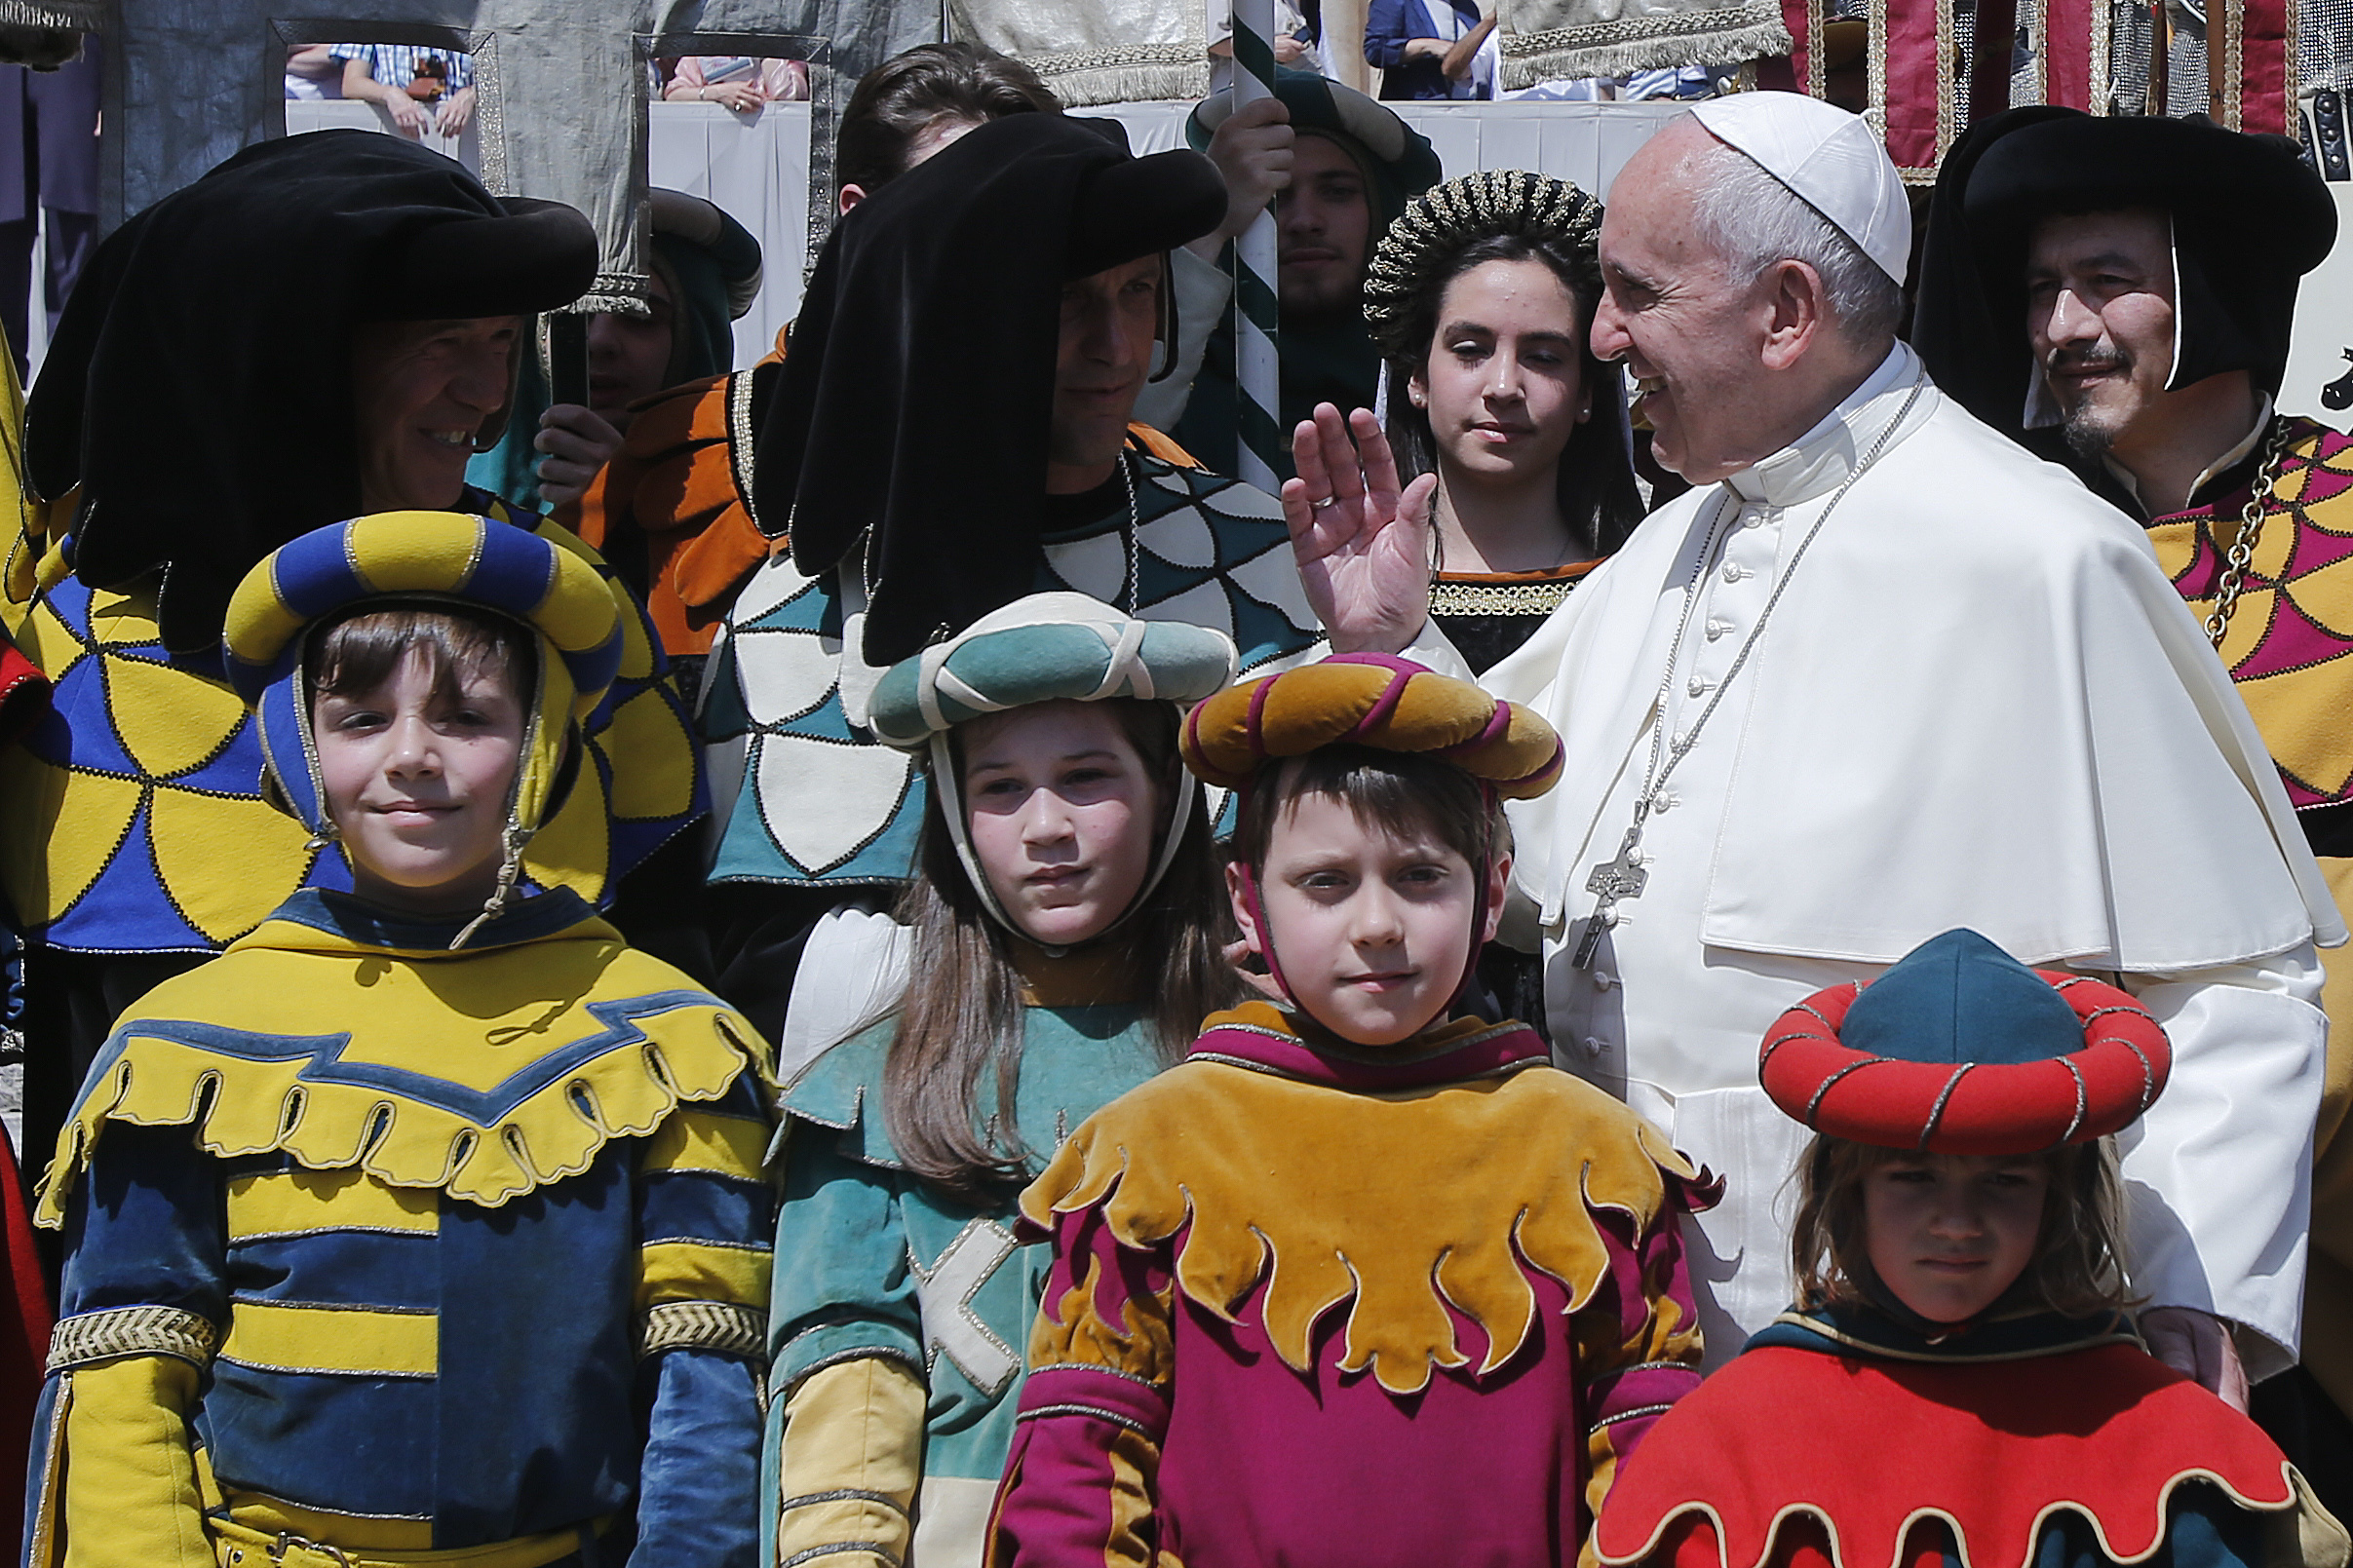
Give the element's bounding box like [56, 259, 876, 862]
[765, 593, 1241, 1568]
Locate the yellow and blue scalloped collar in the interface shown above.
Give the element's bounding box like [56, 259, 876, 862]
[37, 889, 772, 1223]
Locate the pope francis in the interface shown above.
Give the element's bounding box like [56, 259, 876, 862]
[1282, 91, 2341, 1406]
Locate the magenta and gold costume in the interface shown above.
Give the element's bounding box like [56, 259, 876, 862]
[986, 1001, 1708, 1568]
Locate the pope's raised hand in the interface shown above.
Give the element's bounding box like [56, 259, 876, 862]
[1281, 403, 1436, 656]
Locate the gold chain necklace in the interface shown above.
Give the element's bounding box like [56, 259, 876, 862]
[2204, 421, 2295, 648]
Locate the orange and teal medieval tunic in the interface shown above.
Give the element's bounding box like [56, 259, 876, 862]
[23, 887, 774, 1568]
[1595, 1303, 2345, 1568]
[986, 1002, 1706, 1568]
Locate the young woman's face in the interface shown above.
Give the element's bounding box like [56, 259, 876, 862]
[1232, 790, 1505, 1047]
[313, 648, 525, 917]
[1408, 257, 1589, 493]
[961, 702, 1160, 949]
[1862, 1153, 2052, 1324]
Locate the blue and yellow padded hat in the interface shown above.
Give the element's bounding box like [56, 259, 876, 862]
[868, 592, 1238, 951]
[223, 513, 625, 939]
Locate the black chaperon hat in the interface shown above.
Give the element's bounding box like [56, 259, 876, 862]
[763, 111, 1227, 669]
[1913, 107, 2336, 442]
[27, 129, 597, 655]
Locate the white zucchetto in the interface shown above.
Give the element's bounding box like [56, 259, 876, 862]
[1688, 92, 1910, 283]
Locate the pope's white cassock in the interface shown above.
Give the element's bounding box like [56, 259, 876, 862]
[1423, 340, 2343, 1371]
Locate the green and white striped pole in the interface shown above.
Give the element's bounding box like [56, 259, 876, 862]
[1231, 0, 1283, 491]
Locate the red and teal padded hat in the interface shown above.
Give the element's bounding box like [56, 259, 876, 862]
[1758, 928, 2171, 1155]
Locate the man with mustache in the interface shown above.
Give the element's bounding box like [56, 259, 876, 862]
[1286, 92, 2338, 1430]
[1912, 107, 2353, 1514]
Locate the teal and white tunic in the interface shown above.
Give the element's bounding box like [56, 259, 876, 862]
[700, 443, 1324, 890]
[763, 1000, 1167, 1566]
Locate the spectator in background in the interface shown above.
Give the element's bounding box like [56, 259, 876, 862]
[333, 43, 477, 138]
[1366, 0, 1499, 98]
[0, 35, 97, 379]
[495, 42, 1062, 711]
[1165, 68, 1442, 480]
[1207, 0, 1314, 92]
[469, 188, 763, 523]
[666, 55, 810, 107]
[283, 43, 343, 99]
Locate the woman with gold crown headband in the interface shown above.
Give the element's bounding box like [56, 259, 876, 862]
[1360, 169, 1643, 676]
[25, 515, 773, 1568]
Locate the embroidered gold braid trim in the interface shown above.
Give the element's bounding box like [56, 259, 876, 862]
[639, 1300, 767, 1363]
[47, 1304, 218, 1372]
[1429, 578, 1580, 618]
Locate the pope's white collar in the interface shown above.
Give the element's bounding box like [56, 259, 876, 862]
[1726, 342, 1926, 507]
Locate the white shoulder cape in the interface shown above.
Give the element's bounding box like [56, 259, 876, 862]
[1485, 374, 2344, 974]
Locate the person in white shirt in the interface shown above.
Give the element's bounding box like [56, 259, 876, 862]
[1279, 91, 2341, 1407]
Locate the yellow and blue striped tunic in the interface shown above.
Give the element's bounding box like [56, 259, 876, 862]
[26, 889, 775, 1568]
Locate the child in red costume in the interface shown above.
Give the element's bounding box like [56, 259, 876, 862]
[1597, 928, 2346, 1568]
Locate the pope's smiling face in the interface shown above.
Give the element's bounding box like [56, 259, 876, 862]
[350, 315, 522, 512]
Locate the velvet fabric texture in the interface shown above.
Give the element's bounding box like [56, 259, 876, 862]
[1180, 652, 1564, 798]
[764, 113, 1227, 667]
[26, 130, 596, 656]
[1598, 1305, 2330, 1568]
[1017, 1000, 1695, 1396]
[1757, 930, 2172, 1154]
[1913, 108, 2337, 438]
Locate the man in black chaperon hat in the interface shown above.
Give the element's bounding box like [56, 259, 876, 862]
[1912, 107, 2353, 1515]
[0, 130, 706, 1184]
[697, 111, 1329, 1063]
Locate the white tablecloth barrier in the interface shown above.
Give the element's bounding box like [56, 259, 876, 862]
[289, 97, 1682, 371]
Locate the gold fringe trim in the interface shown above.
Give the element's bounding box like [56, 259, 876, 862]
[1498, 6, 1792, 88]
[39, 1011, 763, 1225]
[1022, 1060, 1695, 1395]
[1021, 46, 1210, 108]
[47, 1304, 218, 1372]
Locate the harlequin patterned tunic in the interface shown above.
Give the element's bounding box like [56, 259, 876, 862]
[0, 488, 704, 955]
[2148, 416, 2353, 849]
[699, 436, 1324, 891]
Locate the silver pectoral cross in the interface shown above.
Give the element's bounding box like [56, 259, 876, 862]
[1572, 829, 1649, 969]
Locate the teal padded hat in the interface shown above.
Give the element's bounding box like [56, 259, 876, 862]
[869, 592, 1238, 951]
[1758, 929, 2172, 1155]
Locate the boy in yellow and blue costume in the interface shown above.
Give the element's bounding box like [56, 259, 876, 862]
[23, 514, 773, 1568]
